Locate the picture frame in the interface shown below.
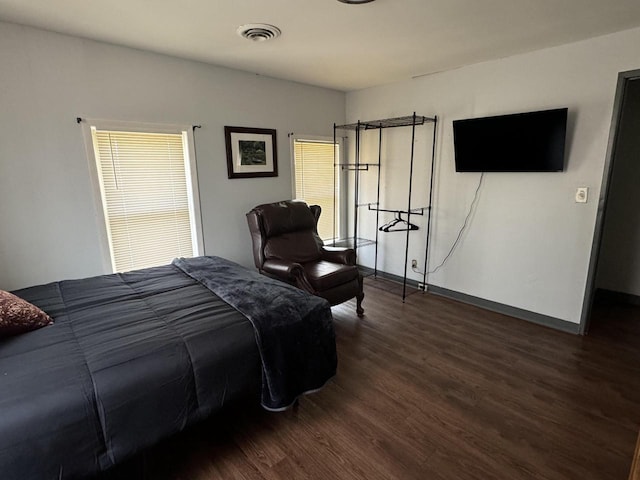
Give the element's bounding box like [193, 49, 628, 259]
[224, 126, 278, 179]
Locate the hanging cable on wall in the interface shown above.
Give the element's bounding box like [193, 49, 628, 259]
[412, 172, 485, 276]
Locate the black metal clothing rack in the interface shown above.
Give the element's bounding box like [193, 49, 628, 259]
[333, 113, 438, 301]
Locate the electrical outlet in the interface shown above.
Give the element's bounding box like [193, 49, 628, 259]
[417, 283, 426, 291]
[411, 259, 418, 269]
[575, 187, 588, 203]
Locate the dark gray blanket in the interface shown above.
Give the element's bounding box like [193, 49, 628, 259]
[173, 256, 337, 411]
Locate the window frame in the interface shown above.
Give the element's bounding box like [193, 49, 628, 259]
[81, 118, 204, 273]
[290, 134, 346, 242]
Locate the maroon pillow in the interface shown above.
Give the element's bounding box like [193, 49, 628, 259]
[0, 290, 53, 338]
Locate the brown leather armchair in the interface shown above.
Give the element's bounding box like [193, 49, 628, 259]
[246, 200, 364, 316]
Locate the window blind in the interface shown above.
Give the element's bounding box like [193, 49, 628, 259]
[294, 140, 339, 241]
[93, 129, 196, 272]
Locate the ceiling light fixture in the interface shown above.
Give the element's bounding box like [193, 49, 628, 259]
[237, 24, 281, 42]
[337, 0, 376, 4]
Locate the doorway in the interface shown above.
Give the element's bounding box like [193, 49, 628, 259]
[581, 69, 640, 334]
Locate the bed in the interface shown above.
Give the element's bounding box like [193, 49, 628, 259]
[0, 256, 337, 480]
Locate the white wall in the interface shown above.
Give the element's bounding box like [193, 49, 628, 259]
[0, 22, 345, 291]
[347, 27, 640, 325]
[596, 78, 640, 296]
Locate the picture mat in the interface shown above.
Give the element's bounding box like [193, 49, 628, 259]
[230, 132, 274, 173]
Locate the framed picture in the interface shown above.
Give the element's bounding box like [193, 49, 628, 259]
[224, 126, 278, 179]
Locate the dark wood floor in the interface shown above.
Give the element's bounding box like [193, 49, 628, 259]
[107, 280, 640, 480]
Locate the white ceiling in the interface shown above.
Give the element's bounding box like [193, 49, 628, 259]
[1, 0, 640, 92]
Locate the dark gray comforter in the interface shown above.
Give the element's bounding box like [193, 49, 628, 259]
[0, 257, 336, 479]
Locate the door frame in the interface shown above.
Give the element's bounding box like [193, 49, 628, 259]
[579, 69, 640, 334]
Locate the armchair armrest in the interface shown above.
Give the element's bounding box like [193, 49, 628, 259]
[321, 246, 356, 266]
[261, 259, 317, 294]
[261, 259, 304, 280]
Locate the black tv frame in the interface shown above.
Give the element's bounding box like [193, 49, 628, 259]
[453, 108, 568, 173]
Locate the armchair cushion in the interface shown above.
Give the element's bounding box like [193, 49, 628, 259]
[265, 232, 322, 263]
[302, 261, 359, 292]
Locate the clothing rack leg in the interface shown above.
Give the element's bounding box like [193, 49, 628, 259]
[402, 113, 418, 301]
[423, 116, 438, 289]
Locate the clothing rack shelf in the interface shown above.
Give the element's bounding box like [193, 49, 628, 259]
[332, 237, 377, 249]
[335, 115, 436, 131]
[338, 163, 380, 171]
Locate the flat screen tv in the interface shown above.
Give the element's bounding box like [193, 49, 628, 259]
[453, 108, 568, 172]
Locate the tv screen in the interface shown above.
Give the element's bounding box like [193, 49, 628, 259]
[453, 108, 568, 172]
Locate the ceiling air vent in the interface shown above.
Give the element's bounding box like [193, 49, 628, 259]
[237, 24, 281, 42]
